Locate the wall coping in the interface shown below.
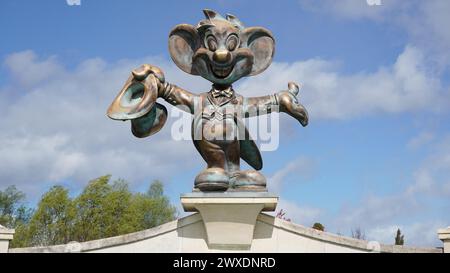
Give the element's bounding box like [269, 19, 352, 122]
[438, 226, 450, 239]
[257, 213, 442, 253]
[9, 213, 201, 253]
[0, 224, 15, 241]
[9, 213, 442, 253]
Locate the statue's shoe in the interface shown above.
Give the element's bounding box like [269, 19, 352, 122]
[194, 168, 229, 192]
[230, 170, 267, 191]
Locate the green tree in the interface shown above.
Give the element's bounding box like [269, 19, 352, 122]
[72, 176, 176, 242]
[102, 179, 137, 236]
[23, 186, 74, 247]
[312, 222, 325, 231]
[147, 180, 164, 198]
[72, 175, 113, 242]
[8, 176, 177, 247]
[395, 228, 405, 245]
[0, 186, 32, 228]
[1, 186, 33, 248]
[145, 180, 176, 227]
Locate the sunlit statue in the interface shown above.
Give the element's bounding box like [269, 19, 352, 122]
[107, 9, 308, 192]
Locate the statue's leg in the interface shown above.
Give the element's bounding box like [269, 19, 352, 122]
[194, 139, 229, 192]
[227, 126, 267, 191]
[225, 141, 267, 191]
[223, 140, 240, 173]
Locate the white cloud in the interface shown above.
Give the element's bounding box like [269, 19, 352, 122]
[406, 169, 434, 196]
[402, 135, 450, 198]
[4, 51, 64, 88]
[265, 132, 450, 247]
[299, 0, 405, 21]
[0, 51, 212, 198]
[270, 199, 323, 227]
[336, 193, 419, 229]
[267, 157, 316, 193]
[366, 225, 401, 245]
[237, 45, 447, 119]
[400, 0, 450, 71]
[331, 134, 450, 246]
[366, 221, 445, 247]
[264, 149, 444, 245]
[299, 0, 450, 71]
[407, 131, 434, 150]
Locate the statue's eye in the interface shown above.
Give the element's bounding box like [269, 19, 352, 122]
[227, 35, 239, 51]
[206, 36, 217, 52]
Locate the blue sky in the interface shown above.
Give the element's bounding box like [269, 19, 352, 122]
[1, 0, 449, 247]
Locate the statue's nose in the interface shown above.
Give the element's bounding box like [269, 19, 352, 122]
[213, 49, 231, 64]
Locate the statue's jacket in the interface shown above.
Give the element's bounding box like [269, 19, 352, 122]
[158, 82, 278, 171]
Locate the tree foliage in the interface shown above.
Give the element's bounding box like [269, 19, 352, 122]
[312, 222, 325, 231]
[25, 186, 74, 247]
[7, 176, 177, 248]
[395, 228, 405, 245]
[351, 227, 366, 240]
[0, 186, 32, 229]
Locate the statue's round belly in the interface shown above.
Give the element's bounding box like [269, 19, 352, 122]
[200, 117, 238, 144]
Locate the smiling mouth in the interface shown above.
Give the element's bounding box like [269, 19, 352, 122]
[210, 63, 233, 79]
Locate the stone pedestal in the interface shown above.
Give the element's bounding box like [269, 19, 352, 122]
[181, 192, 278, 250]
[0, 225, 15, 253]
[438, 226, 450, 253]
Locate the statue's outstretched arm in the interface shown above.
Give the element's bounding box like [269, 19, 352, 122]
[242, 82, 309, 127]
[158, 82, 197, 114]
[132, 64, 198, 114]
[242, 94, 278, 117]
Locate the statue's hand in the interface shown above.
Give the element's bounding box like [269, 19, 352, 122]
[132, 64, 165, 91]
[107, 64, 165, 121]
[277, 82, 309, 127]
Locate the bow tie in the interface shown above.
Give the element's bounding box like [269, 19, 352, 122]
[211, 88, 233, 98]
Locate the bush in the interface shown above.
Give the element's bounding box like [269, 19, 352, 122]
[312, 222, 325, 231]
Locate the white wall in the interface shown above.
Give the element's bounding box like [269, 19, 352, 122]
[9, 213, 442, 253]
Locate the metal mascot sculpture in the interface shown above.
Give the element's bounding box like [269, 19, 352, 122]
[107, 10, 308, 192]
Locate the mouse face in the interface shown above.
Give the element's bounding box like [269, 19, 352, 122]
[169, 9, 275, 86]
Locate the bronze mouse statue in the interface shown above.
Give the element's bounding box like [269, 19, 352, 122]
[107, 9, 308, 192]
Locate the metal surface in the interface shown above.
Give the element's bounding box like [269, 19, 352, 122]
[107, 9, 309, 192]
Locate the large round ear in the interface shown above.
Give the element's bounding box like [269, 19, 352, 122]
[241, 27, 275, 76]
[168, 24, 201, 75]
